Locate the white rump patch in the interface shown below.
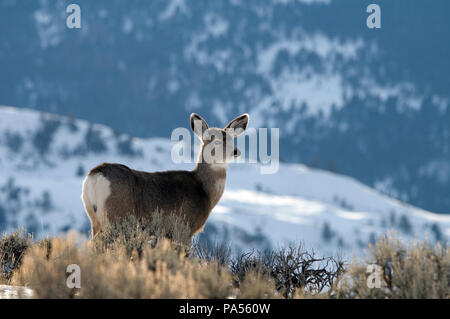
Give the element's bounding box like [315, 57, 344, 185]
[81, 173, 111, 223]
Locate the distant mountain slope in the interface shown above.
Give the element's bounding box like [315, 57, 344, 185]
[0, 106, 448, 257]
[1, 0, 449, 214]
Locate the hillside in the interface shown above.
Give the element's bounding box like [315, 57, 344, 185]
[1, 0, 449, 214]
[0, 106, 449, 257]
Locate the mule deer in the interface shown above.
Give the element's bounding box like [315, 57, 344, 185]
[81, 113, 249, 239]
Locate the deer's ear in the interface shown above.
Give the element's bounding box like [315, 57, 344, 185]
[190, 113, 209, 138]
[224, 113, 249, 137]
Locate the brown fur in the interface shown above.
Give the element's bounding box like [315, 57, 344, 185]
[87, 161, 225, 237]
[82, 113, 249, 239]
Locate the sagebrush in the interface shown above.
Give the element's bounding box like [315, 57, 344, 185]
[1, 217, 448, 298]
[335, 235, 450, 298]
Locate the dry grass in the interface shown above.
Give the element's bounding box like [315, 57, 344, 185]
[12, 233, 234, 298]
[10, 215, 231, 298]
[335, 234, 450, 299]
[93, 213, 191, 257]
[1, 218, 448, 299]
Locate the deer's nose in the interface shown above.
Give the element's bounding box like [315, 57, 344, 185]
[233, 147, 241, 157]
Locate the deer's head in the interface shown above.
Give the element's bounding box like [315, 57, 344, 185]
[190, 113, 249, 165]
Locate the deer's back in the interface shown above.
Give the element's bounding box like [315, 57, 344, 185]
[88, 163, 211, 233]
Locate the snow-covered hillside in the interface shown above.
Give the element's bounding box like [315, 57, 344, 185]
[0, 106, 449, 257]
[2, 0, 450, 216]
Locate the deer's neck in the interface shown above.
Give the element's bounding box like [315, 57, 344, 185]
[194, 162, 227, 209]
